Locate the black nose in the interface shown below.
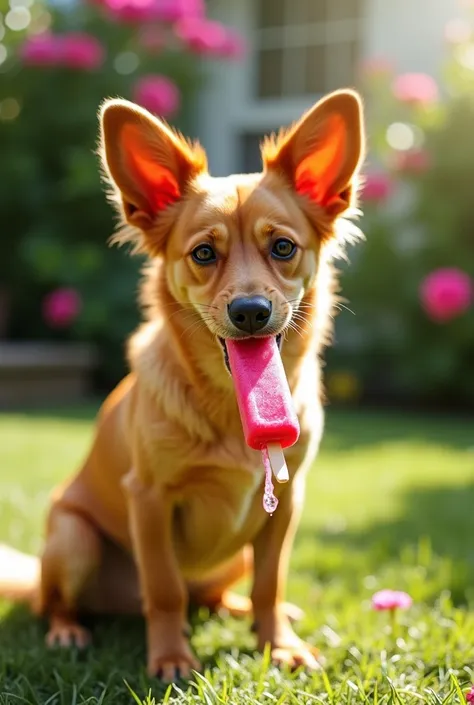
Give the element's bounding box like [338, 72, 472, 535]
[228, 296, 272, 333]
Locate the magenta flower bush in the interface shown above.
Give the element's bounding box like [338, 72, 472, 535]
[15, 0, 242, 119]
[175, 17, 245, 57]
[0, 0, 244, 386]
[58, 33, 105, 70]
[331, 6, 474, 407]
[21, 32, 106, 70]
[20, 34, 62, 66]
[96, 0, 204, 24]
[22, 32, 105, 70]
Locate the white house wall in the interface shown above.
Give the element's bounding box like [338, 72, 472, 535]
[197, 0, 455, 176]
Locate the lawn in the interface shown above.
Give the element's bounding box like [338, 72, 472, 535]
[1, 405, 474, 704]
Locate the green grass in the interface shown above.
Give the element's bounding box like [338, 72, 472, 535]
[1, 405, 474, 704]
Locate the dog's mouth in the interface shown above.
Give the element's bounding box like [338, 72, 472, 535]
[218, 334, 283, 374]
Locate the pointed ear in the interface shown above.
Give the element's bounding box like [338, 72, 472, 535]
[262, 90, 365, 218]
[99, 98, 207, 233]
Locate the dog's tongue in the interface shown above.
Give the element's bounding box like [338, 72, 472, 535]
[225, 337, 300, 514]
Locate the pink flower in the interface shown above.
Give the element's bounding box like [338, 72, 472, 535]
[100, 0, 203, 24]
[151, 0, 204, 22]
[372, 590, 413, 611]
[20, 32, 104, 70]
[59, 33, 104, 70]
[103, 0, 156, 23]
[362, 172, 393, 203]
[218, 29, 246, 59]
[392, 73, 439, 105]
[420, 268, 473, 323]
[466, 686, 474, 704]
[393, 148, 431, 174]
[20, 34, 62, 66]
[42, 288, 82, 328]
[175, 17, 245, 58]
[132, 75, 180, 117]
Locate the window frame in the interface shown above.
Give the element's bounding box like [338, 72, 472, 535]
[254, 0, 365, 99]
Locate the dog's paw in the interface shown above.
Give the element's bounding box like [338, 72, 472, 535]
[271, 641, 322, 671]
[46, 621, 91, 649]
[148, 649, 201, 682]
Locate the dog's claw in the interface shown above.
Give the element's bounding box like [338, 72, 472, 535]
[149, 653, 200, 682]
[271, 642, 322, 671]
[46, 623, 91, 649]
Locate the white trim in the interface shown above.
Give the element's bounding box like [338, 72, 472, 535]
[257, 19, 364, 50]
[229, 100, 316, 131]
[196, 0, 363, 175]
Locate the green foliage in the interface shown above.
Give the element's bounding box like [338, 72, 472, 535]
[328, 18, 474, 407]
[0, 2, 205, 386]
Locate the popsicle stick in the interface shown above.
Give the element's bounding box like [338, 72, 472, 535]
[266, 442, 289, 483]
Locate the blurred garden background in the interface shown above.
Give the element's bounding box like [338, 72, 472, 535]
[0, 0, 473, 409]
[2, 1, 474, 702]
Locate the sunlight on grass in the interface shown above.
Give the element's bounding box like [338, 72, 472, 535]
[1, 405, 474, 703]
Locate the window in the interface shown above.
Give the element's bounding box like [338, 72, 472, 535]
[255, 0, 363, 99]
[240, 132, 268, 173]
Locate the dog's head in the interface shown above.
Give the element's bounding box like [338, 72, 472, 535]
[99, 91, 364, 368]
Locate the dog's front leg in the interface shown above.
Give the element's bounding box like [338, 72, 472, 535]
[251, 478, 320, 670]
[122, 469, 200, 681]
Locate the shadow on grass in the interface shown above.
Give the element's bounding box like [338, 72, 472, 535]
[0, 401, 102, 423]
[298, 480, 474, 605]
[322, 407, 474, 452]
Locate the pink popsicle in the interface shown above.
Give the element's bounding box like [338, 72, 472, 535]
[226, 337, 300, 500]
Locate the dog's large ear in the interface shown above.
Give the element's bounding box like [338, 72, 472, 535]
[262, 90, 364, 218]
[99, 98, 207, 240]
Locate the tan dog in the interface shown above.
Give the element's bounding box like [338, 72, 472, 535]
[0, 89, 364, 681]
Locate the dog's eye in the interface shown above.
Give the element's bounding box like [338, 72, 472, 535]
[271, 238, 296, 260]
[191, 244, 217, 265]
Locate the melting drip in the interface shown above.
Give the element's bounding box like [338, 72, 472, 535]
[261, 446, 279, 514]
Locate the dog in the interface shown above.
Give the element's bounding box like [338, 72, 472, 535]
[0, 88, 364, 681]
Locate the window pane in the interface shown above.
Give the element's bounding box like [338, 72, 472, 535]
[290, 0, 327, 24]
[326, 41, 357, 91]
[257, 0, 285, 29]
[240, 133, 267, 173]
[349, 39, 361, 78]
[256, 48, 284, 98]
[330, 0, 362, 21]
[282, 46, 307, 96]
[304, 44, 327, 94]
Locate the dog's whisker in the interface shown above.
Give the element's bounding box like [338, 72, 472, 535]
[334, 302, 356, 316]
[180, 320, 207, 340]
[180, 312, 218, 339]
[287, 322, 305, 339]
[186, 322, 215, 343]
[294, 301, 316, 308]
[193, 303, 220, 311]
[167, 309, 197, 322]
[291, 312, 310, 325]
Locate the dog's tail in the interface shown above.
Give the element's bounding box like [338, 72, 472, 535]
[0, 543, 40, 606]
